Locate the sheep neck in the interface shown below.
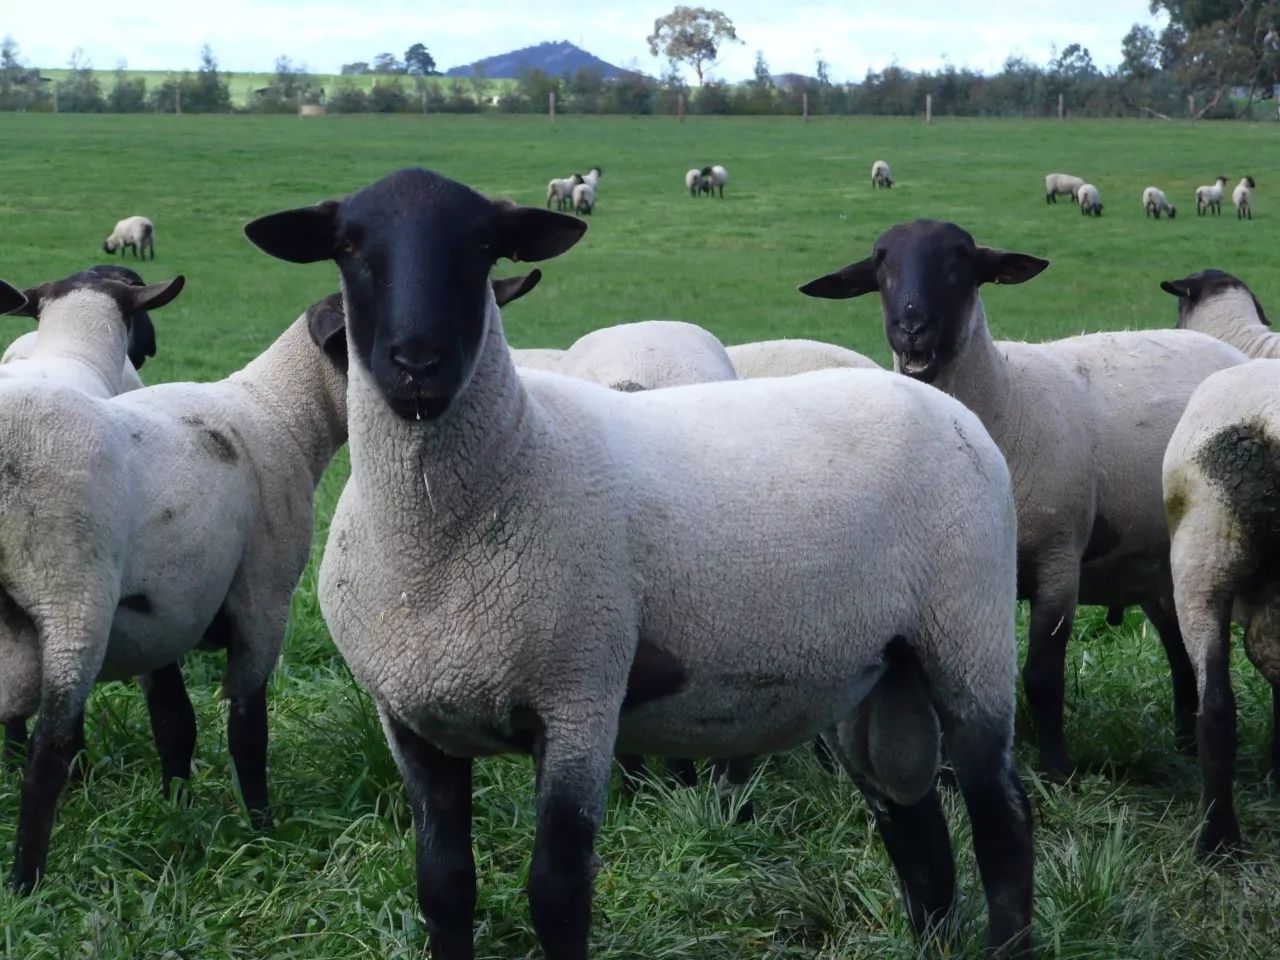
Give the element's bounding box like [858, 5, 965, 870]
[1186, 290, 1275, 358]
[231, 317, 349, 483]
[927, 295, 1014, 439]
[30, 292, 129, 392]
[346, 299, 533, 530]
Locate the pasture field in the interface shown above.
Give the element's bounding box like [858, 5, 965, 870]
[1, 112, 1279, 959]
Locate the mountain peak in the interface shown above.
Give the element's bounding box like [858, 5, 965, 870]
[445, 41, 631, 80]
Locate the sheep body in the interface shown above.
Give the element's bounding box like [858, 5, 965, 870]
[1232, 176, 1255, 219]
[871, 160, 893, 188]
[1164, 359, 1280, 854]
[510, 347, 566, 372]
[1143, 186, 1176, 219]
[571, 180, 596, 216]
[1044, 172, 1084, 203]
[727, 339, 880, 378]
[0, 305, 348, 888]
[559, 320, 737, 390]
[684, 168, 702, 197]
[546, 174, 583, 212]
[1196, 176, 1229, 215]
[709, 164, 728, 197]
[103, 216, 155, 260]
[1078, 183, 1103, 216]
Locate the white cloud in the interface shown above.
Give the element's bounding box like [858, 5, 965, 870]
[8, 1, 1164, 79]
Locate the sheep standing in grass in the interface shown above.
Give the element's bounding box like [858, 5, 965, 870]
[248, 168, 1034, 958]
[572, 180, 595, 216]
[1044, 173, 1084, 204]
[1196, 176, 1229, 216]
[1162, 268, 1278, 358]
[727, 339, 880, 377]
[871, 160, 894, 188]
[1233, 176, 1255, 219]
[684, 168, 702, 197]
[546, 173, 584, 212]
[0, 289, 354, 892]
[1078, 183, 1103, 216]
[1164, 359, 1280, 855]
[103, 215, 155, 260]
[709, 163, 728, 198]
[1143, 186, 1176, 219]
[800, 218, 1246, 778]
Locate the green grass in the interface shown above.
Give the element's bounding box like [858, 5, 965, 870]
[1, 112, 1279, 959]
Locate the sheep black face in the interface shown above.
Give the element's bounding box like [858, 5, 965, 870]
[244, 168, 584, 421]
[798, 219, 1049, 384]
[1161, 269, 1270, 328]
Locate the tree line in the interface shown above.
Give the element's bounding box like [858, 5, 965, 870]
[3, 1, 1278, 120]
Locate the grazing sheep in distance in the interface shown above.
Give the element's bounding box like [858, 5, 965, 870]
[1196, 176, 1229, 216]
[103, 215, 155, 261]
[1078, 183, 1103, 216]
[247, 167, 1035, 958]
[799, 218, 1247, 778]
[709, 164, 728, 198]
[684, 168, 702, 198]
[1233, 176, 1255, 220]
[1045, 173, 1084, 204]
[572, 180, 595, 217]
[871, 160, 894, 189]
[1163, 359, 1280, 855]
[1162, 268, 1278, 358]
[1143, 186, 1176, 219]
[546, 173, 584, 212]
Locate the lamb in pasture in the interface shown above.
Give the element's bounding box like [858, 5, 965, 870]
[546, 173, 584, 212]
[708, 163, 728, 198]
[1143, 186, 1176, 219]
[871, 160, 894, 189]
[3, 264, 161, 380]
[572, 180, 596, 216]
[684, 168, 703, 198]
[1162, 268, 1277, 358]
[103, 215, 155, 260]
[1164, 360, 1280, 855]
[800, 218, 1247, 779]
[0, 289, 358, 893]
[1196, 176, 1229, 216]
[727, 339, 880, 378]
[247, 167, 1034, 959]
[1077, 183, 1103, 216]
[1044, 173, 1084, 204]
[560, 320, 737, 390]
[1233, 176, 1255, 220]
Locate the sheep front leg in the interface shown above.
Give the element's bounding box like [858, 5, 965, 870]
[140, 663, 197, 798]
[1021, 571, 1079, 779]
[219, 606, 282, 830]
[529, 722, 615, 960]
[383, 710, 476, 960]
[1142, 598, 1198, 754]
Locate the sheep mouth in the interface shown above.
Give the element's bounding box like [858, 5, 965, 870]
[896, 349, 939, 382]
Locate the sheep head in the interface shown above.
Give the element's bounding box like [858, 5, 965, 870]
[244, 168, 584, 421]
[798, 219, 1048, 384]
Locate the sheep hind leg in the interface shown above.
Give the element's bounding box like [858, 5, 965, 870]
[4, 718, 28, 771]
[140, 663, 197, 799]
[1142, 597, 1199, 755]
[709, 755, 756, 822]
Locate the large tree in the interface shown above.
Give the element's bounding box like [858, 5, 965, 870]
[1150, 0, 1280, 115]
[646, 6, 740, 85]
[404, 43, 437, 76]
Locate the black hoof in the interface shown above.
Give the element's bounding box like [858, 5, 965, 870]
[1197, 821, 1243, 861]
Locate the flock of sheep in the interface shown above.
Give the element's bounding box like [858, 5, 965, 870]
[2, 160, 1279, 959]
[1044, 171, 1258, 219]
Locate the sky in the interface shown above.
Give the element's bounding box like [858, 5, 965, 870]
[8, 1, 1166, 81]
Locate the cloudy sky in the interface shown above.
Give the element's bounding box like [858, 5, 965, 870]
[8, 1, 1165, 80]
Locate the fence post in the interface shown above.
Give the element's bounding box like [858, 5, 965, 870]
[677, 91, 684, 122]
[1188, 94, 1195, 118]
[175, 85, 182, 115]
[802, 92, 809, 121]
[297, 91, 303, 118]
[925, 93, 932, 124]
[422, 87, 428, 116]
[52, 86, 58, 114]
[1058, 93, 1064, 120]
[549, 90, 555, 122]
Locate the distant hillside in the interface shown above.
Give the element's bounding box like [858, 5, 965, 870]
[446, 41, 631, 80]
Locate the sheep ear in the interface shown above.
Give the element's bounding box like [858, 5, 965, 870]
[15, 284, 43, 319]
[244, 201, 340, 264]
[1159, 276, 1201, 299]
[798, 258, 879, 299]
[127, 311, 157, 369]
[306, 291, 348, 372]
[0, 279, 28, 317]
[974, 248, 1050, 286]
[492, 202, 586, 263]
[124, 276, 185, 313]
[492, 270, 542, 307]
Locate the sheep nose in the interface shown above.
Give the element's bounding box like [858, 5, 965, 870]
[390, 345, 442, 381]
